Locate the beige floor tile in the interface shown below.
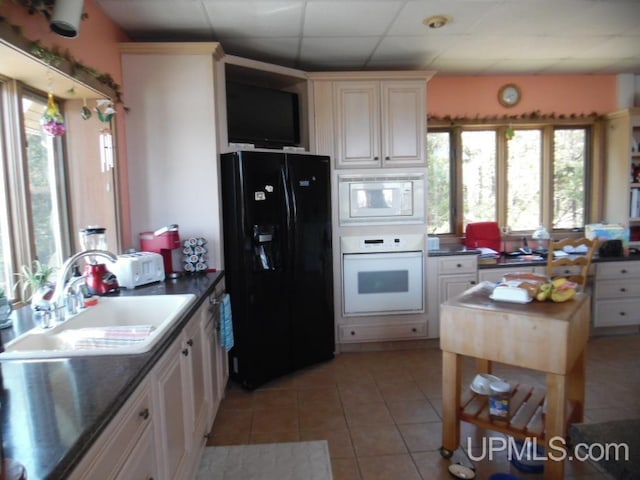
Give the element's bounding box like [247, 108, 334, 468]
[332, 457, 362, 480]
[358, 454, 422, 480]
[344, 401, 394, 427]
[387, 398, 441, 424]
[296, 386, 342, 409]
[349, 424, 408, 457]
[250, 407, 298, 433]
[338, 383, 384, 405]
[251, 388, 297, 409]
[411, 451, 453, 480]
[211, 408, 253, 436]
[249, 430, 300, 444]
[397, 422, 443, 453]
[208, 334, 637, 480]
[298, 404, 348, 431]
[299, 427, 356, 459]
[379, 380, 426, 402]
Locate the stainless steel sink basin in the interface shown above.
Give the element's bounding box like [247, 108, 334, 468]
[0, 294, 196, 360]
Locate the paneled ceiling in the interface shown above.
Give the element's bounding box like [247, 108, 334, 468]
[96, 0, 640, 74]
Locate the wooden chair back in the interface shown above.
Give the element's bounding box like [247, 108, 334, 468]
[547, 237, 598, 290]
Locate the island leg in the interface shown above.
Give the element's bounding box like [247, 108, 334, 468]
[545, 373, 568, 480]
[442, 350, 462, 455]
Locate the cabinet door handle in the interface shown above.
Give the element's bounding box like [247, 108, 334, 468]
[470, 281, 476, 285]
[621, 269, 628, 274]
[187, 339, 194, 347]
[619, 311, 626, 316]
[182, 348, 189, 356]
[139, 408, 150, 420]
[456, 263, 462, 268]
[411, 328, 417, 333]
[374, 156, 379, 161]
[385, 156, 390, 161]
[620, 287, 627, 292]
[350, 331, 355, 336]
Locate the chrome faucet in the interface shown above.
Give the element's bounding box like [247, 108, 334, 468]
[48, 249, 118, 319]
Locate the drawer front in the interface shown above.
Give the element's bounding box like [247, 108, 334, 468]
[70, 379, 152, 480]
[595, 280, 640, 299]
[339, 322, 427, 342]
[594, 299, 640, 327]
[439, 256, 477, 275]
[549, 265, 583, 277]
[597, 261, 640, 279]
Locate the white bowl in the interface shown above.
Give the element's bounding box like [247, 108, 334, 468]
[470, 373, 502, 395]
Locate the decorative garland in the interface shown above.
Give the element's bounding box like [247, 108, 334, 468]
[0, 8, 123, 105]
[428, 111, 603, 125]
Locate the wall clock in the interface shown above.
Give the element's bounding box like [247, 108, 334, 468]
[498, 83, 521, 107]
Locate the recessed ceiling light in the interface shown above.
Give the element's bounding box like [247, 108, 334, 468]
[423, 15, 450, 29]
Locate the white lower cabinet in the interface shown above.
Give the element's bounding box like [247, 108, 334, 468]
[427, 255, 478, 338]
[68, 378, 155, 480]
[594, 261, 640, 327]
[153, 300, 215, 480]
[70, 286, 230, 480]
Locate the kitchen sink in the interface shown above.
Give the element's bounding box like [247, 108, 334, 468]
[0, 294, 197, 360]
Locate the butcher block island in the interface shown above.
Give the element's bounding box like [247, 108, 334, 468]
[440, 281, 590, 480]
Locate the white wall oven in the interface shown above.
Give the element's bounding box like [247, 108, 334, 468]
[342, 235, 424, 315]
[338, 173, 425, 226]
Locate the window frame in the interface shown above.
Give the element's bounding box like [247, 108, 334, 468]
[0, 76, 72, 304]
[427, 118, 599, 239]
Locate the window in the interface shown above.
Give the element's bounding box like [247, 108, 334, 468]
[427, 122, 592, 237]
[0, 78, 70, 302]
[426, 131, 453, 233]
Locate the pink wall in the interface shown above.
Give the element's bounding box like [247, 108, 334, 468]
[428, 75, 618, 118]
[2, 0, 133, 245]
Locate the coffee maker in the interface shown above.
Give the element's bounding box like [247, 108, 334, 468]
[79, 226, 120, 295]
[140, 224, 182, 278]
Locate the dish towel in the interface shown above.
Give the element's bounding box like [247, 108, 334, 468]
[220, 293, 234, 351]
[63, 325, 156, 349]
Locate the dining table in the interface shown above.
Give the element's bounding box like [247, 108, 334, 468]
[439, 281, 591, 480]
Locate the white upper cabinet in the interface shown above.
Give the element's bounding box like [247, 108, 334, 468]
[311, 72, 432, 169]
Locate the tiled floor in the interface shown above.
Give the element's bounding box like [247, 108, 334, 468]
[207, 334, 640, 479]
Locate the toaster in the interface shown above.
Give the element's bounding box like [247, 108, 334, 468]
[110, 252, 165, 289]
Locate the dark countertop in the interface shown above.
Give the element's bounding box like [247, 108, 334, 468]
[428, 245, 640, 267]
[0, 271, 224, 480]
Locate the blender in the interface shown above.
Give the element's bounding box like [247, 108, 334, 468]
[79, 226, 120, 295]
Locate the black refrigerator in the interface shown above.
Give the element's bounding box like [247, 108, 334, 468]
[220, 150, 334, 390]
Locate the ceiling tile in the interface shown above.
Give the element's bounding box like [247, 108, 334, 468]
[97, 1, 210, 32]
[202, 1, 304, 38]
[300, 36, 381, 68]
[388, 0, 497, 36]
[303, 0, 404, 36]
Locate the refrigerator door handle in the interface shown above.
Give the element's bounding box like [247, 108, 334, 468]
[281, 164, 296, 229]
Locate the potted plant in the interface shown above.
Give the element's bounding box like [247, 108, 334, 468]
[0, 286, 12, 328]
[17, 260, 57, 311]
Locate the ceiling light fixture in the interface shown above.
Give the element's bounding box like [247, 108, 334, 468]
[423, 15, 450, 29]
[50, 0, 84, 38]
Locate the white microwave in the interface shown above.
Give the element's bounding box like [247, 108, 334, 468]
[338, 173, 425, 226]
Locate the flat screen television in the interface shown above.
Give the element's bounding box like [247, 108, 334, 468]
[226, 82, 301, 149]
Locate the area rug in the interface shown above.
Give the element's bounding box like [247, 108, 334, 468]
[196, 441, 333, 480]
